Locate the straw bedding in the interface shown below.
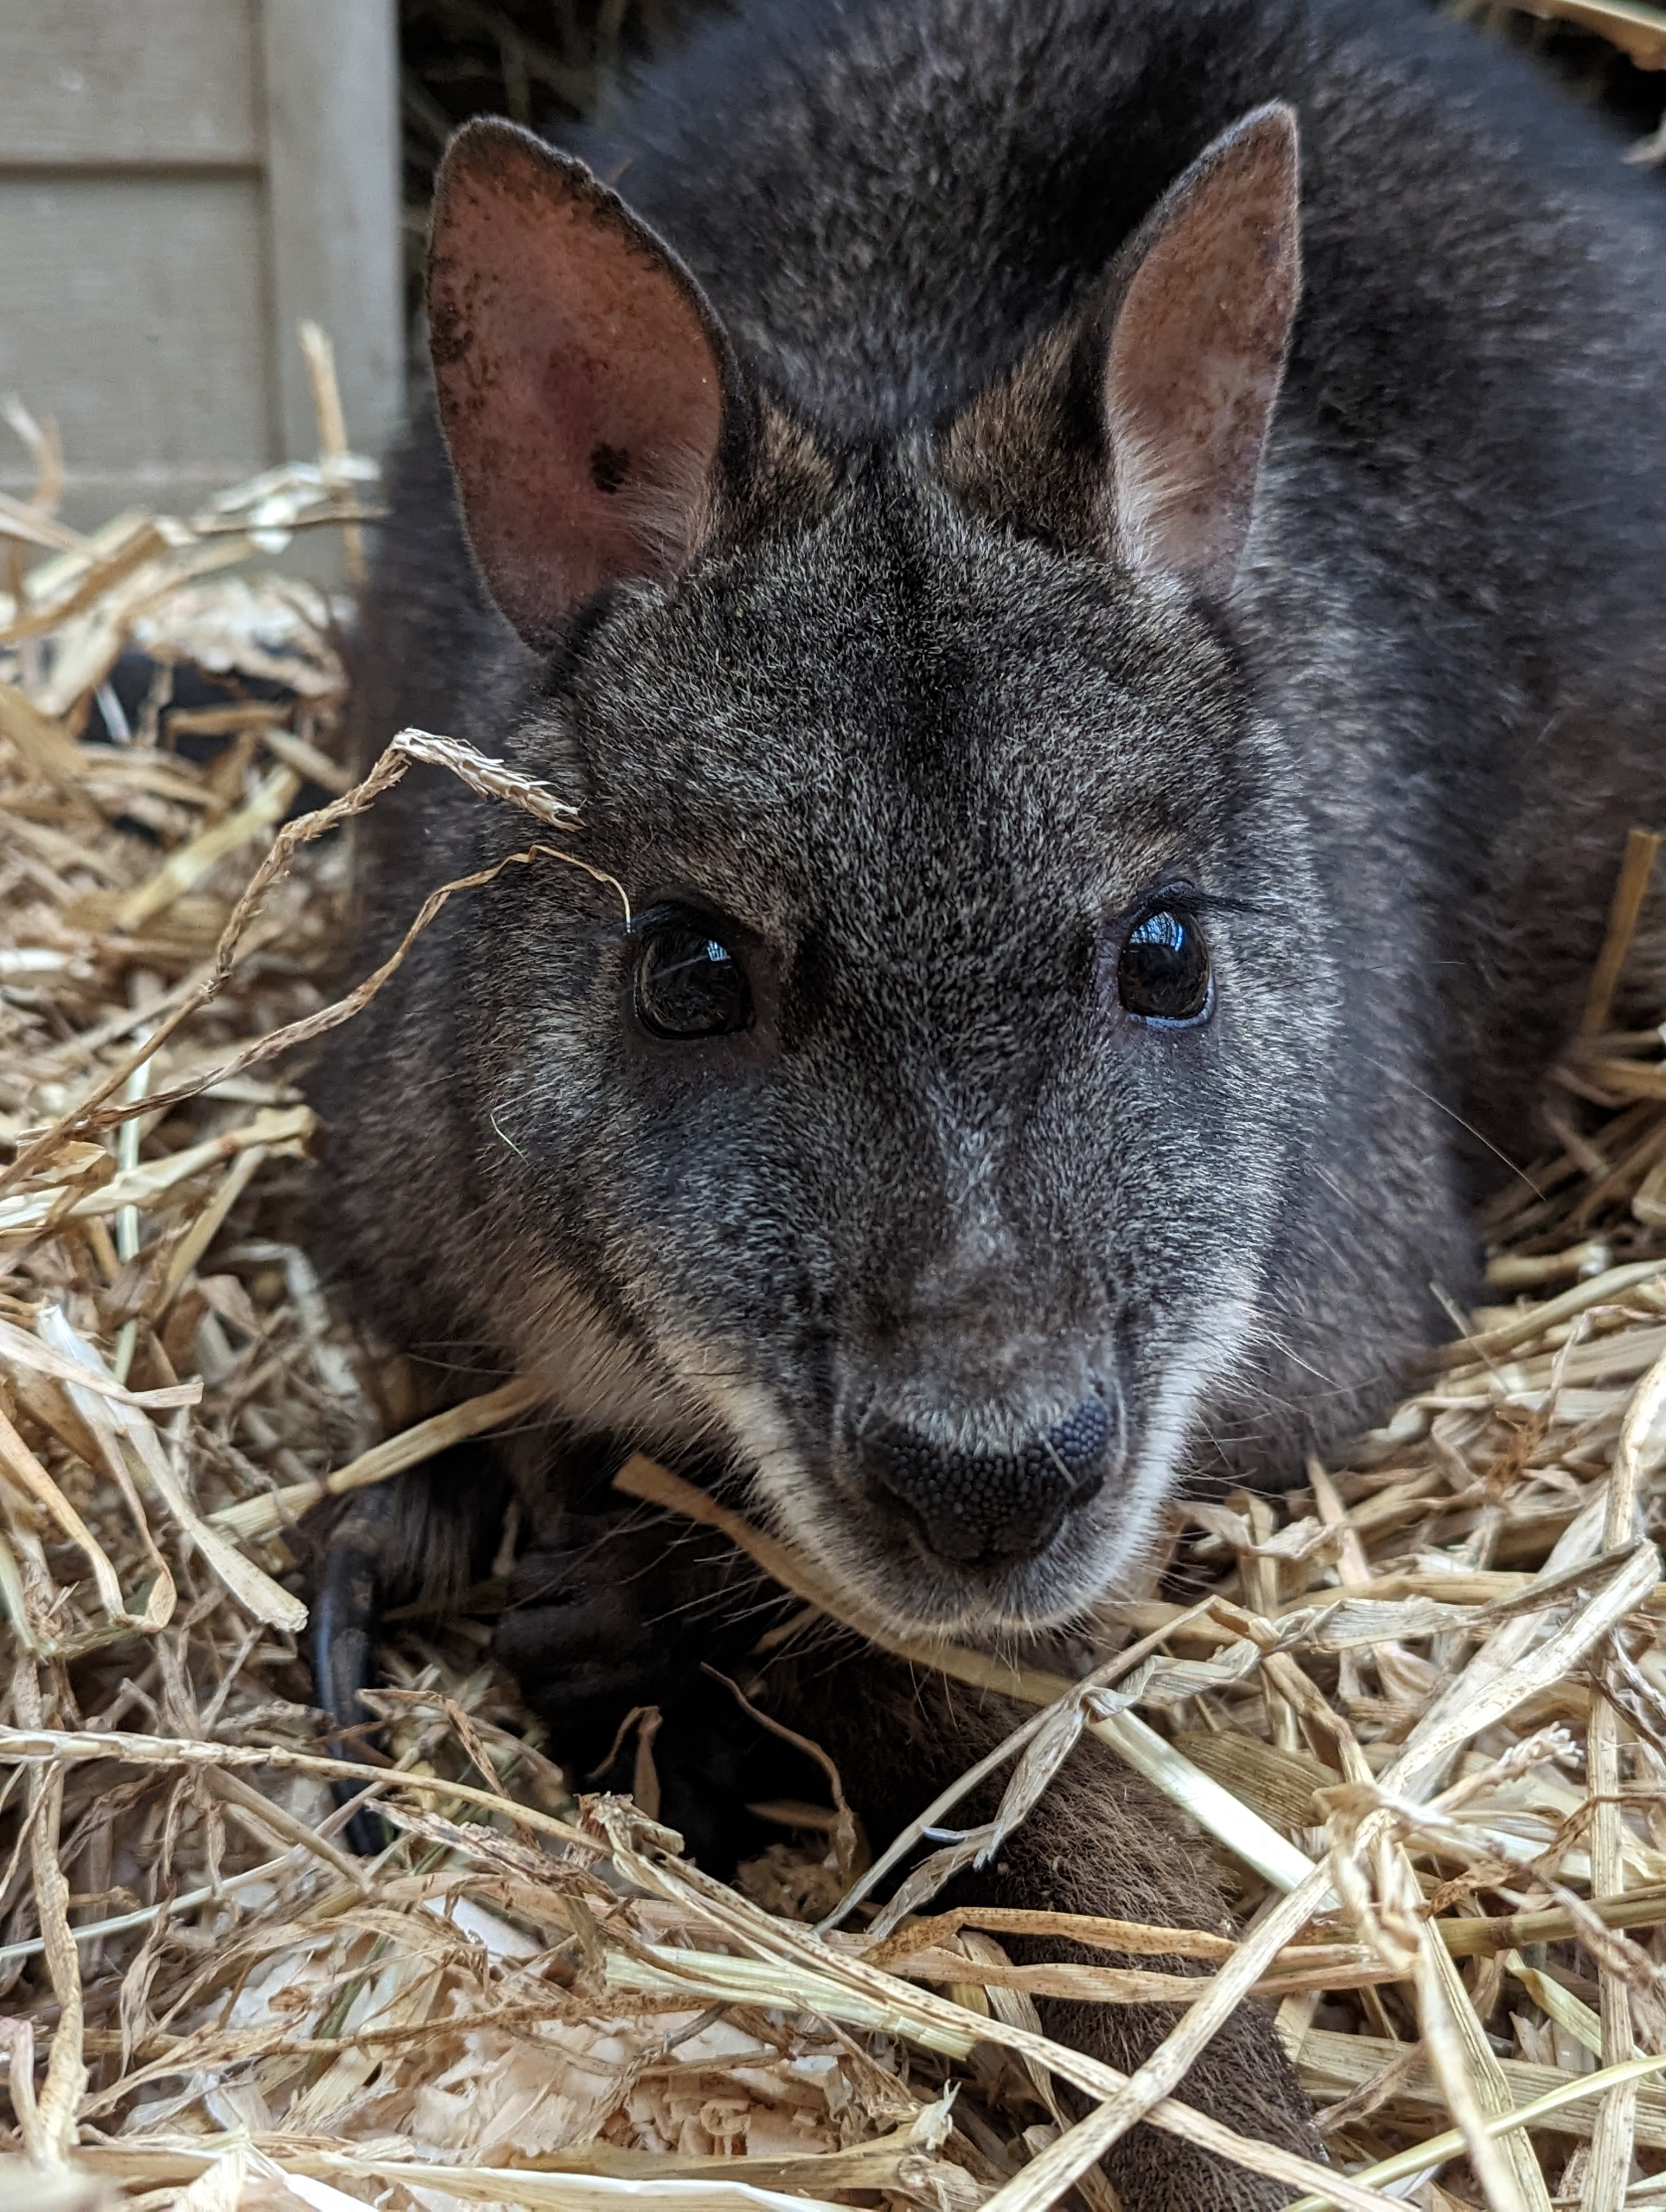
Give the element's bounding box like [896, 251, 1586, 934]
[9, 113, 1666, 2212]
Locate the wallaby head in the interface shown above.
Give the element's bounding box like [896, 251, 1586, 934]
[415, 106, 1317, 1634]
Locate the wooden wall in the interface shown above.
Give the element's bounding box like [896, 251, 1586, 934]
[0, 0, 403, 541]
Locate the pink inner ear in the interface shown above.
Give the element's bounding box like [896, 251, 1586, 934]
[429, 123, 727, 649]
[1104, 105, 1301, 594]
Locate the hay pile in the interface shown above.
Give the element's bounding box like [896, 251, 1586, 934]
[6, 378, 1666, 2212]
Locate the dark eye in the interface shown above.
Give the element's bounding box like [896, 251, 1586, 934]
[1117, 906, 1212, 1024]
[635, 915, 753, 1039]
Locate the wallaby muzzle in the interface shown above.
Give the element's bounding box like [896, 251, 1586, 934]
[855, 1391, 1114, 1563]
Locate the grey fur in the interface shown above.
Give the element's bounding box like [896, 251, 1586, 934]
[323, 0, 1666, 1632]
[312, 7, 1666, 2193]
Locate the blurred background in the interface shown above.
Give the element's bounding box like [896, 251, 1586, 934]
[0, 0, 1658, 561]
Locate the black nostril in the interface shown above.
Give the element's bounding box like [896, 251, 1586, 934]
[859, 1394, 1111, 1566]
[1039, 1396, 1112, 1489]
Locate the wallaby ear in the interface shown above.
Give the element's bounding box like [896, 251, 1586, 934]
[940, 105, 1300, 594]
[1104, 104, 1300, 590]
[427, 119, 739, 648]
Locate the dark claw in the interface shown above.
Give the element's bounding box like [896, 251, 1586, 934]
[312, 1497, 395, 1857]
[308, 1466, 818, 1873]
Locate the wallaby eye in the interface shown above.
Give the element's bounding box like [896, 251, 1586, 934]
[634, 914, 753, 1039]
[1117, 906, 1212, 1024]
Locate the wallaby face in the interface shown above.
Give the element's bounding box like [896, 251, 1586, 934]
[416, 111, 1316, 1632]
[315, 12, 1666, 2186]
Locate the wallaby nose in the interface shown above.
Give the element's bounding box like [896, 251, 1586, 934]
[858, 1396, 1110, 1565]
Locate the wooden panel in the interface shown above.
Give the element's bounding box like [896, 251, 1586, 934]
[0, 176, 274, 495]
[0, 0, 260, 167]
[261, 0, 405, 461]
[0, 0, 400, 567]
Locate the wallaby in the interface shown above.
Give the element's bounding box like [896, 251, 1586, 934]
[311, 1, 1666, 2201]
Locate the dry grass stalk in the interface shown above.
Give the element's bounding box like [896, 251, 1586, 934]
[1508, 0, 1666, 72]
[5, 421, 1666, 2212]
